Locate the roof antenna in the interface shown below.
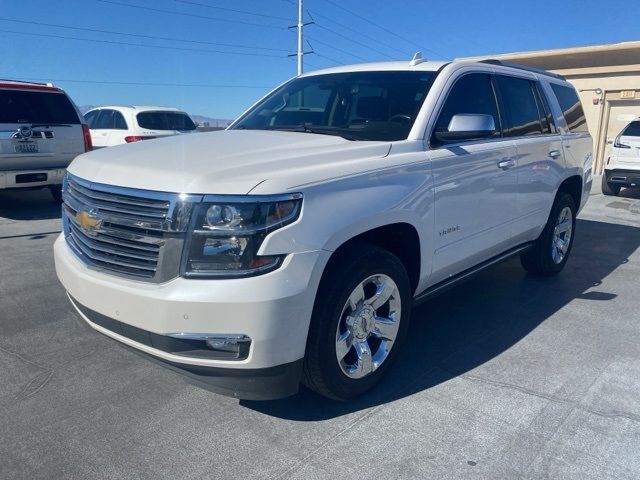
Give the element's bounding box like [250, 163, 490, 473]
[410, 52, 427, 66]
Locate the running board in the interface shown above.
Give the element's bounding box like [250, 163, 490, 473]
[413, 242, 534, 306]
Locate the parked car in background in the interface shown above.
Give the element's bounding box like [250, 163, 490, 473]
[84, 106, 197, 148]
[0, 80, 90, 202]
[55, 57, 592, 401]
[602, 120, 640, 196]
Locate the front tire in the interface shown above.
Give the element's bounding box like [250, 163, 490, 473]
[49, 185, 63, 203]
[520, 192, 576, 276]
[601, 175, 621, 196]
[302, 245, 411, 401]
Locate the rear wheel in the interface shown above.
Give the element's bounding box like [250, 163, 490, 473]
[49, 185, 63, 203]
[521, 193, 576, 276]
[601, 175, 621, 196]
[302, 245, 411, 401]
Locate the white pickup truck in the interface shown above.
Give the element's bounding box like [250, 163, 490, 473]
[54, 57, 593, 401]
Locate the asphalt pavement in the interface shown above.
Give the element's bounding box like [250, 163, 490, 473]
[1, 182, 639, 480]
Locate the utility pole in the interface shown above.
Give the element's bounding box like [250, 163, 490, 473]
[297, 0, 303, 75]
[288, 0, 313, 75]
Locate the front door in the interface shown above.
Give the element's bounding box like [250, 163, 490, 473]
[427, 72, 519, 284]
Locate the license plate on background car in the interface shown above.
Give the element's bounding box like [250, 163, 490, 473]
[14, 143, 39, 154]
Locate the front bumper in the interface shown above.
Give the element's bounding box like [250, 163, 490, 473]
[604, 168, 640, 186]
[54, 234, 329, 399]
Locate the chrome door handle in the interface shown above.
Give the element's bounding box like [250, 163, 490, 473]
[497, 159, 516, 169]
[549, 150, 561, 159]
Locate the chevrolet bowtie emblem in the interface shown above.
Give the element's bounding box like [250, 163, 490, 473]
[76, 210, 101, 232]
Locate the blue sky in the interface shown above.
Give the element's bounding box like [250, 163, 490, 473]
[1, 0, 638, 119]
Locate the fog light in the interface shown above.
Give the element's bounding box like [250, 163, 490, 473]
[205, 334, 251, 359]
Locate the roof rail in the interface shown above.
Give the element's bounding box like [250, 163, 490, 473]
[0, 78, 52, 86]
[478, 59, 566, 81]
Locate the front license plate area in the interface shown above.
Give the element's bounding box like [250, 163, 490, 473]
[14, 143, 39, 154]
[16, 173, 47, 184]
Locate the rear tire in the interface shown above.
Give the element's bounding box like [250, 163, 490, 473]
[50, 185, 63, 203]
[601, 174, 621, 196]
[302, 245, 411, 401]
[520, 193, 576, 276]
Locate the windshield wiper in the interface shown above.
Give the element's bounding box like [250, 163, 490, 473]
[271, 124, 358, 141]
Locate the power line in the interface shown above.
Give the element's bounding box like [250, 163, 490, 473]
[0, 29, 285, 58]
[2, 75, 272, 88]
[97, 0, 286, 30]
[174, 0, 291, 21]
[314, 23, 395, 60]
[306, 36, 367, 62]
[0, 17, 290, 52]
[320, 0, 447, 59]
[306, 9, 409, 58]
[315, 53, 344, 66]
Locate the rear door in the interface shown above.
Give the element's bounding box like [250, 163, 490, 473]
[427, 71, 519, 283]
[88, 109, 129, 148]
[494, 74, 565, 242]
[0, 87, 84, 170]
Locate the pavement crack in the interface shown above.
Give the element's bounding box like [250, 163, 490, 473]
[271, 405, 386, 480]
[460, 373, 640, 424]
[13, 370, 54, 403]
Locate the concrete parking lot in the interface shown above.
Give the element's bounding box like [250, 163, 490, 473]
[1, 183, 639, 480]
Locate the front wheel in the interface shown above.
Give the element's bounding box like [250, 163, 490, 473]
[521, 192, 576, 276]
[302, 245, 411, 401]
[49, 185, 63, 203]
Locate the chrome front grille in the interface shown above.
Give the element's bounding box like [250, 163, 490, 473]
[62, 174, 199, 282]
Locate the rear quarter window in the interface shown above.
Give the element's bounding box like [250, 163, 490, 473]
[0, 89, 80, 124]
[136, 111, 196, 131]
[550, 84, 588, 133]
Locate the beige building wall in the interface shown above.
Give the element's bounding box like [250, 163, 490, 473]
[464, 42, 640, 173]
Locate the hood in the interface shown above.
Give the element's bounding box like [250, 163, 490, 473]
[69, 130, 391, 194]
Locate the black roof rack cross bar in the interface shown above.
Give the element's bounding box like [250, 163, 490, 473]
[479, 59, 566, 81]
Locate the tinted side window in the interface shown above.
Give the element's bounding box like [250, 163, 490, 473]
[621, 121, 640, 137]
[84, 110, 99, 128]
[532, 83, 557, 134]
[113, 111, 128, 130]
[93, 110, 114, 129]
[550, 84, 588, 133]
[432, 73, 500, 145]
[0, 90, 80, 124]
[496, 76, 543, 137]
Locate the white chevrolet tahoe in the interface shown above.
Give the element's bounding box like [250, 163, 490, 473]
[54, 58, 593, 401]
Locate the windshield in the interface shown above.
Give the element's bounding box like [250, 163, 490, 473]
[136, 111, 196, 131]
[232, 71, 437, 141]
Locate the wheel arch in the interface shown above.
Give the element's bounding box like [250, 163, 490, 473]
[321, 222, 422, 295]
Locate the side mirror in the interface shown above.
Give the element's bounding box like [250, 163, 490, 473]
[434, 114, 497, 143]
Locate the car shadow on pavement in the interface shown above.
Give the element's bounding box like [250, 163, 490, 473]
[241, 218, 640, 420]
[0, 189, 61, 221]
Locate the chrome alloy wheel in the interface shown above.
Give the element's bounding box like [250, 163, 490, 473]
[551, 206, 573, 264]
[335, 274, 401, 379]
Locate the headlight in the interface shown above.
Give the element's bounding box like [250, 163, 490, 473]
[181, 194, 302, 278]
